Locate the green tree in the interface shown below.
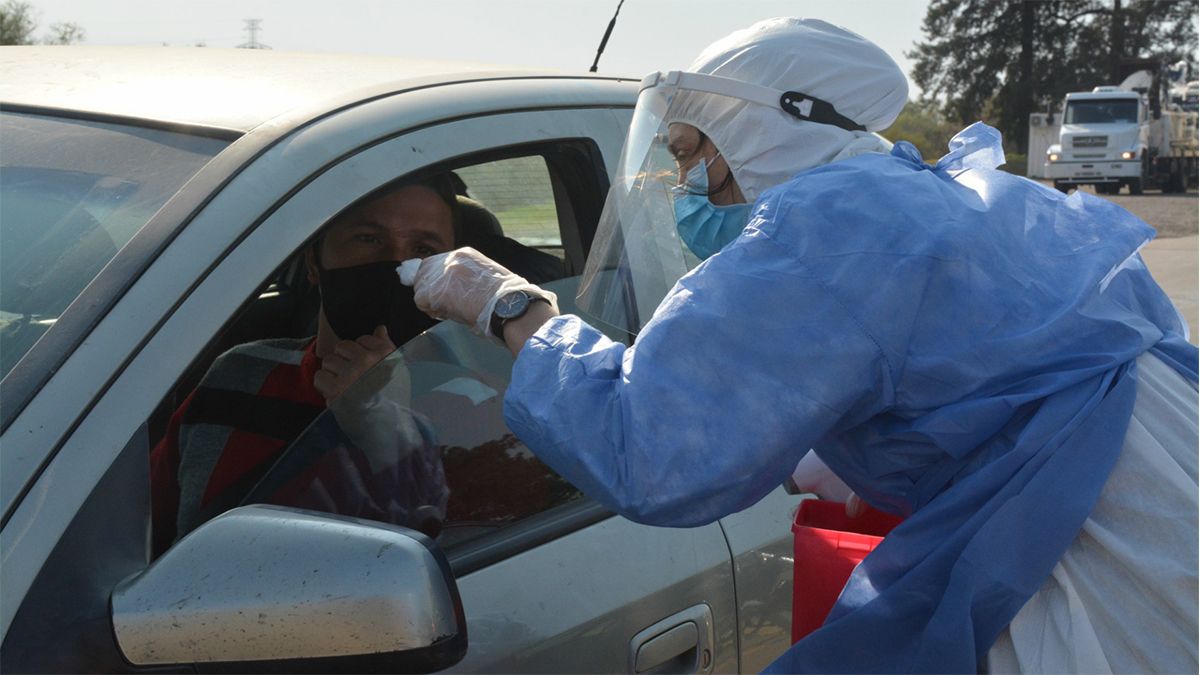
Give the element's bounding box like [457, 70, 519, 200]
[0, 0, 36, 45]
[43, 20, 84, 45]
[909, 0, 1198, 152]
[882, 100, 962, 160]
[0, 1, 84, 46]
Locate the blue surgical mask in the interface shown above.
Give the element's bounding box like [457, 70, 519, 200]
[672, 155, 752, 260]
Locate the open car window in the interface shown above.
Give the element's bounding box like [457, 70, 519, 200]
[149, 144, 617, 558]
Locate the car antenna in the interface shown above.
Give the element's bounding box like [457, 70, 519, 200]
[589, 0, 626, 73]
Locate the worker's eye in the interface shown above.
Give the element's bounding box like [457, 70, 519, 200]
[413, 244, 438, 258]
[353, 233, 382, 245]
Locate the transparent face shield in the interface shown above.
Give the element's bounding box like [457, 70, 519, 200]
[577, 70, 820, 337]
[575, 81, 692, 339]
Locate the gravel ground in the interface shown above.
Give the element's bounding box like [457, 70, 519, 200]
[1036, 181, 1199, 239]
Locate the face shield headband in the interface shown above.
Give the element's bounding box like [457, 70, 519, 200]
[648, 70, 867, 132]
[576, 71, 865, 338]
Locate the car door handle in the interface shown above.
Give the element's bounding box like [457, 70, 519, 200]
[629, 604, 715, 674]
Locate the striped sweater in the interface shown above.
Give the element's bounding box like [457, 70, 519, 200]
[150, 336, 452, 557]
[150, 338, 326, 555]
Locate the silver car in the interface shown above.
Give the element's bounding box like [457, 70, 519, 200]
[0, 46, 799, 673]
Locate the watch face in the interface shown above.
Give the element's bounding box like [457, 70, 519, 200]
[494, 290, 530, 320]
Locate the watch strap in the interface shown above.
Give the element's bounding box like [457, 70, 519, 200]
[490, 291, 549, 340]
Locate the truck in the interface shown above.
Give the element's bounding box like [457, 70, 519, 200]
[1044, 60, 1198, 195]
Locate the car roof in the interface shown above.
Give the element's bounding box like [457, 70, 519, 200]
[0, 46, 565, 134]
[1065, 91, 1140, 101]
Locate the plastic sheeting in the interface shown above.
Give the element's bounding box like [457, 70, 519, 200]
[504, 122, 1198, 672]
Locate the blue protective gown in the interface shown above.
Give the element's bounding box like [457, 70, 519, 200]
[503, 123, 1199, 673]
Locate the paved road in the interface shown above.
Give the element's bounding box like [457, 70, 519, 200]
[1142, 235, 1198, 345]
[1083, 187, 1199, 239]
[1071, 184, 1198, 344]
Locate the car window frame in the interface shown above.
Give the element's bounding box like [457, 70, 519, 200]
[219, 137, 616, 558]
[143, 109, 629, 555]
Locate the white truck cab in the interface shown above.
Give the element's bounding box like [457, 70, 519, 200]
[1045, 88, 1149, 194]
[1045, 76, 1199, 195]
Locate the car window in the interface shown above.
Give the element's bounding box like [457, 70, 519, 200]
[239, 312, 585, 549]
[1064, 99, 1139, 124]
[455, 156, 561, 257]
[149, 142, 611, 558]
[0, 112, 229, 378]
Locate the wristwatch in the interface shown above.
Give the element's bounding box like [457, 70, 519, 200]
[490, 290, 548, 340]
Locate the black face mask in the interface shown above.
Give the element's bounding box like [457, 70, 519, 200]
[317, 260, 439, 346]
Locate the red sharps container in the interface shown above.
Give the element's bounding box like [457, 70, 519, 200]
[791, 499, 903, 644]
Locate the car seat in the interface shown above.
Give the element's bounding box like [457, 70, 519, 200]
[454, 195, 564, 285]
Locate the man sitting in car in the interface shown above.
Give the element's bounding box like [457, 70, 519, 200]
[149, 175, 462, 556]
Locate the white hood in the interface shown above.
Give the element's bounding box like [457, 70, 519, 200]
[668, 18, 909, 202]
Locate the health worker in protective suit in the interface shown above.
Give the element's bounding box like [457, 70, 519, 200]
[406, 18, 1199, 674]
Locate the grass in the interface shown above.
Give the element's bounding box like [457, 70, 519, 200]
[491, 202, 559, 245]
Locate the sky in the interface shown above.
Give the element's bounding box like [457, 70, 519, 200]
[26, 0, 931, 95]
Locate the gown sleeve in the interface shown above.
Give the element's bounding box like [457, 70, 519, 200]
[503, 190, 895, 527]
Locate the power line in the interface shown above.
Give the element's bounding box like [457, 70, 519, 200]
[236, 19, 270, 50]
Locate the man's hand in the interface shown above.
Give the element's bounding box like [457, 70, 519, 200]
[313, 325, 396, 402]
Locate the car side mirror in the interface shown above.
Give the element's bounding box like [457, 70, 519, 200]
[111, 505, 466, 673]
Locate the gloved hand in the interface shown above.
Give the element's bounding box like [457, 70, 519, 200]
[845, 492, 866, 518]
[408, 247, 557, 342]
[789, 450, 854, 502]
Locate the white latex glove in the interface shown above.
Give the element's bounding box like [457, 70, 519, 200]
[409, 247, 557, 342]
[789, 450, 854, 502]
[845, 492, 866, 518]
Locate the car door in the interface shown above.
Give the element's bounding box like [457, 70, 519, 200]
[717, 487, 802, 672]
[228, 106, 740, 672]
[3, 80, 744, 672]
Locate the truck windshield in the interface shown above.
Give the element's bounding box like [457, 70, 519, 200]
[1064, 99, 1139, 124]
[0, 112, 229, 379]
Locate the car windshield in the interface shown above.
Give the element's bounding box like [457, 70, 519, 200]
[0, 112, 229, 378]
[1064, 98, 1139, 124]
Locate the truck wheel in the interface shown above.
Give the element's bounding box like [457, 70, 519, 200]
[1054, 181, 1070, 194]
[1170, 171, 1185, 193]
[1128, 178, 1143, 195]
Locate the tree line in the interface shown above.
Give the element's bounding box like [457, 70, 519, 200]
[905, 0, 1197, 154]
[0, 0, 83, 45]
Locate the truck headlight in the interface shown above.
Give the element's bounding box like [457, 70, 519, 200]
[1120, 150, 1136, 160]
[1048, 153, 1060, 162]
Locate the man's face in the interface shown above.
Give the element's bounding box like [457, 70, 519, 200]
[309, 184, 454, 278]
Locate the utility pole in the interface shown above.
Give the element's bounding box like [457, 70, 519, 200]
[1017, 0, 1035, 152]
[237, 19, 270, 49]
[1109, 0, 1123, 84]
